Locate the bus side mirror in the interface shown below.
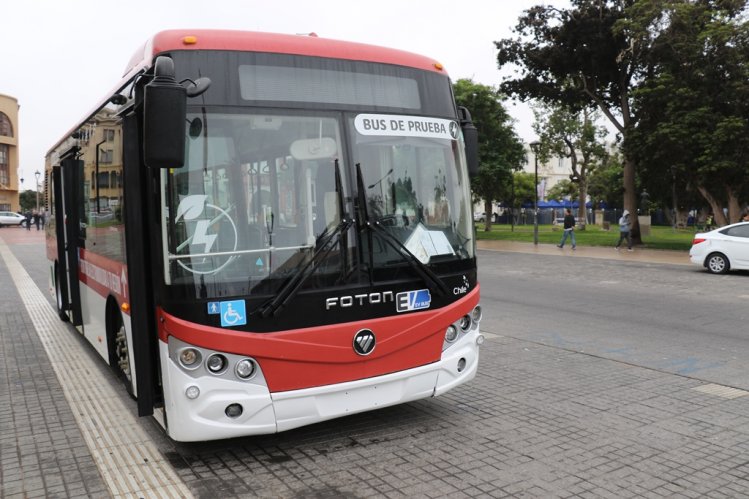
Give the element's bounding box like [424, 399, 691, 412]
[458, 107, 479, 178]
[144, 56, 186, 169]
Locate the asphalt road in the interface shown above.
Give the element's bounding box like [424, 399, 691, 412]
[477, 248, 749, 389]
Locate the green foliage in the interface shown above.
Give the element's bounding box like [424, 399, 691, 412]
[19, 190, 36, 212]
[512, 171, 537, 207]
[453, 79, 526, 208]
[475, 223, 694, 251]
[623, 0, 749, 223]
[532, 103, 609, 218]
[496, 0, 652, 241]
[587, 153, 624, 207]
[546, 179, 576, 202]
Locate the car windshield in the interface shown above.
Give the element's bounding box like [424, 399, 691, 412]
[161, 109, 348, 298]
[348, 113, 474, 267]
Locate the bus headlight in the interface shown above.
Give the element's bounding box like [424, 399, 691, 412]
[206, 354, 228, 374]
[459, 315, 472, 332]
[445, 325, 458, 343]
[235, 359, 256, 379]
[179, 348, 201, 369]
[472, 305, 483, 323]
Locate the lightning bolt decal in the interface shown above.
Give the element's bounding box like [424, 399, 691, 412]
[191, 219, 217, 253]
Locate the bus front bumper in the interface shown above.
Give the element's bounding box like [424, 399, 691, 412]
[159, 330, 481, 442]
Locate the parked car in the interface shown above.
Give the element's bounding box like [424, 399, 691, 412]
[689, 222, 749, 274]
[0, 211, 27, 227]
[473, 212, 499, 223]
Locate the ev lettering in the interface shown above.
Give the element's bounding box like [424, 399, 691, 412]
[395, 289, 432, 313]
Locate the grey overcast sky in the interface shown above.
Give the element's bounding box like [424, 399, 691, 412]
[1, 0, 563, 185]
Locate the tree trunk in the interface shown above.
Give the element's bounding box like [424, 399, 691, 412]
[577, 180, 587, 230]
[483, 199, 493, 231]
[697, 186, 728, 226]
[727, 187, 741, 224]
[623, 156, 641, 244]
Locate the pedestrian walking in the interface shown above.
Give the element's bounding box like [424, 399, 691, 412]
[615, 209, 632, 251]
[24, 210, 32, 230]
[33, 211, 40, 231]
[557, 208, 576, 250]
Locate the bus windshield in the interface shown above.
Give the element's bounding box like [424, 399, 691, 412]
[350, 114, 474, 268]
[161, 110, 474, 300]
[162, 110, 347, 297]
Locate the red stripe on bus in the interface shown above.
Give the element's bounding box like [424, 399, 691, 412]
[146, 30, 446, 74]
[77, 249, 129, 309]
[158, 286, 480, 392]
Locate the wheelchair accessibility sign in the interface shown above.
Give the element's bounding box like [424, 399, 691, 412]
[214, 300, 247, 327]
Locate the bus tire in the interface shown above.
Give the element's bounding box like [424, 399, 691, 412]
[55, 265, 69, 322]
[107, 300, 133, 395]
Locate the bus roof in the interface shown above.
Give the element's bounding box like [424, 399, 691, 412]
[125, 29, 447, 77]
[47, 30, 448, 159]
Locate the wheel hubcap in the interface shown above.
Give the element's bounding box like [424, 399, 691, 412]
[115, 325, 131, 381]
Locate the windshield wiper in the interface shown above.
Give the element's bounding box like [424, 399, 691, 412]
[257, 218, 353, 317]
[257, 159, 351, 317]
[355, 163, 449, 298]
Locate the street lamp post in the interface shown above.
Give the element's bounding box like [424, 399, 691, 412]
[529, 141, 541, 245]
[34, 170, 41, 212]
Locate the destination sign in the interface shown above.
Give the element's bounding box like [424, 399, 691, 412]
[354, 114, 459, 140]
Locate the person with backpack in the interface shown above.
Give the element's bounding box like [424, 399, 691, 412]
[615, 210, 633, 251]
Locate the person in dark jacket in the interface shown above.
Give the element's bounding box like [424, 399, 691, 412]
[557, 208, 576, 250]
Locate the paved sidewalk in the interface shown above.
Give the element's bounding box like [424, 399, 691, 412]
[0, 229, 110, 498]
[478, 239, 690, 266]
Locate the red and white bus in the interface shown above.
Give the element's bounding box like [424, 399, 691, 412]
[45, 29, 482, 442]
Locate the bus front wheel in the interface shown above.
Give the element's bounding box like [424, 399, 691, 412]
[107, 302, 133, 395]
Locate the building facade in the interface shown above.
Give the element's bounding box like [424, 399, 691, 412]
[0, 93, 20, 212]
[523, 144, 575, 202]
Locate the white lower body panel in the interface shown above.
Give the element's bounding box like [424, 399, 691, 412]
[160, 329, 481, 442]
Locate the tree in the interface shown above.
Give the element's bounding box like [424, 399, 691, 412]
[532, 104, 609, 228]
[587, 152, 624, 210]
[496, 0, 647, 242]
[546, 179, 576, 203]
[19, 190, 36, 212]
[623, 0, 749, 225]
[512, 171, 537, 224]
[453, 79, 526, 231]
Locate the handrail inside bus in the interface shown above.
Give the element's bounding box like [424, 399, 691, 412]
[167, 244, 313, 260]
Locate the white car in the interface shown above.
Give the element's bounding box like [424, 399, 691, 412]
[689, 221, 749, 274]
[0, 211, 27, 227]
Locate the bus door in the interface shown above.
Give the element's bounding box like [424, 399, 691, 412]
[52, 166, 70, 319]
[60, 156, 85, 328]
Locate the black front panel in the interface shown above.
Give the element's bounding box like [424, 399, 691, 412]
[161, 265, 476, 333]
[169, 51, 456, 118]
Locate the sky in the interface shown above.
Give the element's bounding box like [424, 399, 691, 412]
[1, 0, 562, 187]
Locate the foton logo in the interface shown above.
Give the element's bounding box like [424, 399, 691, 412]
[396, 289, 431, 313]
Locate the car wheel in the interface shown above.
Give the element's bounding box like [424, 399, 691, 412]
[705, 252, 729, 274]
